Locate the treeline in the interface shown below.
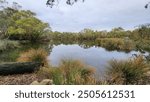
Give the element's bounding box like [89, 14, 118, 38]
[50, 26, 150, 52]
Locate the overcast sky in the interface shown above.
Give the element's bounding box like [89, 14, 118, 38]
[8, 0, 150, 32]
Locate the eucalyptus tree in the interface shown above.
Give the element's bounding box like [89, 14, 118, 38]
[0, 0, 21, 38]
[8, 10, 51, 42]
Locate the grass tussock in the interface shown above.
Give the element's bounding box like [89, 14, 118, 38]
[96, 38, 135, 52]
[0, 40, 20, 52]
[37, 59, 96, 85]
[17, 48, 48, 66]
[106, 56, 150, 85]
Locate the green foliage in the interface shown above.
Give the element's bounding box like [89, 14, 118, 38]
[7, 11, 51, 42]
[37, 59, 96, 85]
[106, 56, 150, 85]
[59, 59, 96, 85]
[37, 67, 64, 85]
[135, 39, 150, 52]
[137, 25, 150, 39]
[107, 27, 130, 38]
[129, 24, 150, 52]
[0, 40, 19, 52]
[0, 0, 21, 38]
[0, 0, 51, 42]
[96, 38, 135, 52]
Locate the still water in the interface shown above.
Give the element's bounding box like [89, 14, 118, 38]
[48, 44, 143, 75]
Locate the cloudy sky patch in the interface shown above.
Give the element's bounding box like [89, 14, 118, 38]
[8, 0, 150, 32]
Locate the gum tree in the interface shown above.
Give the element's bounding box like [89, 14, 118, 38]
[8, 10, 51, 42]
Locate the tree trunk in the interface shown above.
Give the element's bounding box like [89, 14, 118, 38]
[0, 62, 42, 75]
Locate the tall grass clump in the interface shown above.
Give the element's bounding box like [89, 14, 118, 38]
[17, 48, 48, 66]
[60, 60, 96, 85]
[37, 59, 96, 85]
[37, 67, 64, 85]
[106, 56, 150, 85]
[0, 40, 19, 52]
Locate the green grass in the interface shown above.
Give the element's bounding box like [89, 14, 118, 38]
[37, 59, 96, 85]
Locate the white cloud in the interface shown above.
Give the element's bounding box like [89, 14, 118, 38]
[8, 0, 150, 32]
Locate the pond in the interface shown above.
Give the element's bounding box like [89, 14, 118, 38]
[48, 44, 146, 76]
[0, 43, 148, 77]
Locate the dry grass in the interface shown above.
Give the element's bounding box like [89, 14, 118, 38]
[60, 60, 96, 85]
[106, 56, 150, 85]
[17, 48, 48, 66]
[37, 59, 96, 85]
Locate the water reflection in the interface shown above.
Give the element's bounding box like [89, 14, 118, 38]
[48, 44, 144, 75]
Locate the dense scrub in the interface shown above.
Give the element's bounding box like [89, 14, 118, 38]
[0, 1, 51, 42]
[0, 40, 20, 52]
[95, 38, 135, 52]
[49, 25, 150, 52]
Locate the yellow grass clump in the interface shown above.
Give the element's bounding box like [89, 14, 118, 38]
[106, 55, 150, 85]
[17, 48, 48, 66]
[37, 59, 96, 85]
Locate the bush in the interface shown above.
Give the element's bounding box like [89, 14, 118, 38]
[37, 59, 96, 85]
[0, 40, 20, 52]
[135, 40, 150, 52]
[7, 11, 51, 42]
[96, 38, 135, 52]
[37, 67, 64, 85]
[60, 60, 96, 85]
[17, 48, 48, 66]
[105, 56, 150, 85]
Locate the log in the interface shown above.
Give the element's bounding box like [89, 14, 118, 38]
[0, 62, 42, 75]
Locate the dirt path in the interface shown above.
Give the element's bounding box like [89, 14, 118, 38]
[0, 73, 38, 85]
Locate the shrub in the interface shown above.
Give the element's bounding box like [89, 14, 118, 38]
[135, 39, 150, 52]
[60, 60, 96, 85]
[105, 56, 150, 85]
[37, 59, 96, 85]
[37, 67, 64, 85]
[0, 40, 19, 52]
[96, 38, 135, 52]
[17, 48, 48, 66]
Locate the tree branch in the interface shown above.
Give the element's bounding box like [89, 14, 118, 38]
[145, 2, 150, 9]
[46, 0, 84, 7]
